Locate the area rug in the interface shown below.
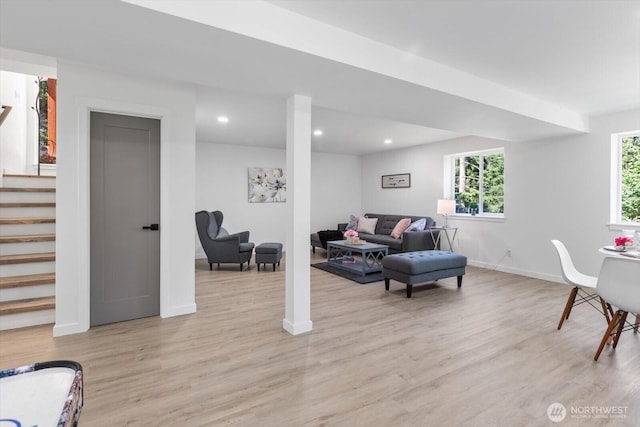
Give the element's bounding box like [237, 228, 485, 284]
[311, 262, 384, 284]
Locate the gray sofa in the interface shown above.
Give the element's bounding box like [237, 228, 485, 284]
[311, 213, 440, 254]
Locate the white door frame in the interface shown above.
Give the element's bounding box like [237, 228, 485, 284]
[54, 96, 178, 335]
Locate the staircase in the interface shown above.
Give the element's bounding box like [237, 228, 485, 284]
[0, 174, 56, 330]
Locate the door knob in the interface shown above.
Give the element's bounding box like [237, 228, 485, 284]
[142, 224, 159, 231]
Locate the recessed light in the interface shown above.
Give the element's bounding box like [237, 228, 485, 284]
[217, 116, 229, 123]
[384, 139, 393, 144]
[313, 129, 323, 136]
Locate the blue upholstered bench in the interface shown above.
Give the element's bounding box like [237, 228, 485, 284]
[382, 250, 467, 298]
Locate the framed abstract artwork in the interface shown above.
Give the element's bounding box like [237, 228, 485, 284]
[248, 167, 287, 203]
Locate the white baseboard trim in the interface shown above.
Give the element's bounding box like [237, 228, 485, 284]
[53, 321, 89, 337]
[283, 318, 313, 335]
[162, 303, 197, 318]
[468, 259, 563, 284]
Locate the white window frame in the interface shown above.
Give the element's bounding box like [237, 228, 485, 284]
[609, 130, 640, 230]
[444, 147, 505, 220]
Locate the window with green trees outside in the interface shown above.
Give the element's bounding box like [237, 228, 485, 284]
[620, 133, 640, 223]
[449, 148, 504, 216]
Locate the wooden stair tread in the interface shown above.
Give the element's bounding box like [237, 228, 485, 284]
[0, 234, 56, 243]
[0, 217, 56, 224]
[0, 252, 56, 265]
[2, 174, 56, 179]
[0, 296, 55, 315]
[0, 202, 56, 207]
[0, 187, 56, 192]
[0, 273, 55, 289]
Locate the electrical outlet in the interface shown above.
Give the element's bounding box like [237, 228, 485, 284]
[506, 249, 512, 257]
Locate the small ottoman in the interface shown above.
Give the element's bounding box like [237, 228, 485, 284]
[255, 242, 283, 271]
[382, 250, 467, 298]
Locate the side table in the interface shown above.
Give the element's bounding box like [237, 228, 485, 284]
[428, 226, 458, 252]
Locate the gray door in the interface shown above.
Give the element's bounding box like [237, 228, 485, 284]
[90, 112, 160, 326]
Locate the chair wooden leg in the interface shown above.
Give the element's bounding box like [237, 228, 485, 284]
[612, 311, 629, 349]
[209, 263, 212, 271]
[594, 311, 621, 361]
[599, 297, 612, 324]
[384, 278, 390, 291]
[406, 284, 413, 298]
[558, 287, 578, 330]
[457, 275, 462, 288]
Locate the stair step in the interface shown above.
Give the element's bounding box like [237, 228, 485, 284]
[0, 234, 56, 243]
[0, 187, 56, 192]
[0, 273, 56, 289]
[0, 252, 56, 265]
[0, 191, 56, 204]
[0, 260, 55, 276]
[0, 309, 55, 330]
[2, 175, 56, 190]
[0, 206, 56, 218]
[0, 202, 56, 207]
[0, 217, 56, 224]
[0, 240, 56, 256]
[0, 223, 56, 236]
[0, 296, 55, 315]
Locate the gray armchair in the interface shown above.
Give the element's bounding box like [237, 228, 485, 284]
[195, 210, 255, 271]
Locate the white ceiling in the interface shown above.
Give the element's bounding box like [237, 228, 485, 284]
[1, 0, 638, 155]
[269, 0, 640, 116]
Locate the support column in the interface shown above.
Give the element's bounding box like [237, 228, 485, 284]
[283, 94, 312, 335]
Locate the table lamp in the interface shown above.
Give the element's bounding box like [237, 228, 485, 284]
[437, 199, 455, 228]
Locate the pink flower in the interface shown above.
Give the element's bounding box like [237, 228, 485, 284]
[344, 229, 358, 238]
[614, 236, 633, 247]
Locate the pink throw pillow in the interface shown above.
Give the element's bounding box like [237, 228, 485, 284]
[390, 218, 412, 239]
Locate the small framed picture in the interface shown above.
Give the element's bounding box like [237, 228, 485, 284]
[381, 173, 411, 188]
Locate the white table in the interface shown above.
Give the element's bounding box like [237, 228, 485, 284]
[599, 246, 640, 260]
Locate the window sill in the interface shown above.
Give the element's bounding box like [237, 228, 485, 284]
[448, 214, 505, 223]
[607, 223, 640, 232]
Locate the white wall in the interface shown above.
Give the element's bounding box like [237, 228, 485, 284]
[0, 71, 34, 177]
[362, 108, 640, 282]
[55, 61, 197, 336]
[195, 142, 361, 257]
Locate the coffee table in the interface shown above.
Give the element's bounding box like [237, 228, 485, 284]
[326, 240, 389, 277]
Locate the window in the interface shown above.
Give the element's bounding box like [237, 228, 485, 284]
[444, 148, 504, 217]
[611, 131, 640, 225]
[34, 76, 56, 165]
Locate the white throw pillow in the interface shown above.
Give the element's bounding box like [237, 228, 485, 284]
[357, 216, 378, 234]
[408, 218, 427, 231]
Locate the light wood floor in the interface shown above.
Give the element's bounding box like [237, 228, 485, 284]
[1, 251, 638, 426]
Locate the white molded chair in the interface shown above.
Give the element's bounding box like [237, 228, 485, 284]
[593, 256, 640, 361]
[551, 240, 611, 329]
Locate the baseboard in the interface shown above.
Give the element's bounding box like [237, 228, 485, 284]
[53, 321, 89, 337]
[468, 259, 563, 284]
[283, 318, 313, 335]
[162, 303, 197, 318]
